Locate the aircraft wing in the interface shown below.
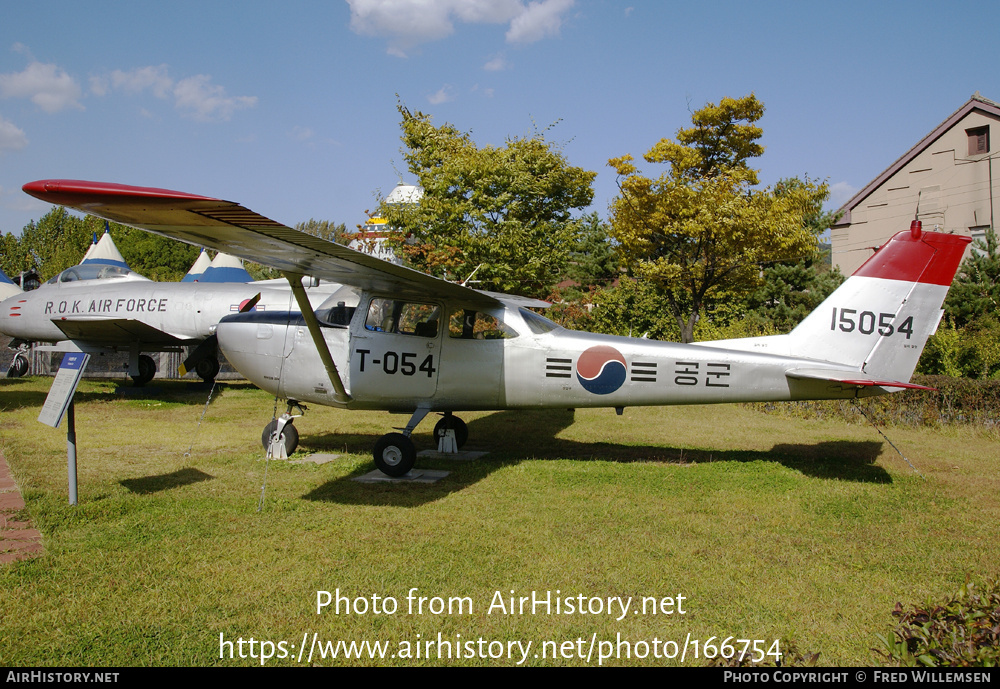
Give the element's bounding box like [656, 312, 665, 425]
[51, 317, 192, 345]
[785, 368, 935, 391]
[23, 180, 515, 309]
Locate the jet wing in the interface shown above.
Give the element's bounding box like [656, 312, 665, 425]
[23, 180, 515, 309]
[51, 317, 192, 345]
[785, 368, 935, 391]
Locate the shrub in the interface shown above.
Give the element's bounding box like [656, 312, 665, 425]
[875, 578, 1000, 667]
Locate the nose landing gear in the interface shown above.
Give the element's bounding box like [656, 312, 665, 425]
[262, 400, 305, 458]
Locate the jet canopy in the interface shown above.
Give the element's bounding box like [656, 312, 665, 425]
[44, 264, 149, 285]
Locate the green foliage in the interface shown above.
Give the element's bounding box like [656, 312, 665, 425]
[0, 231, 30, 281]
[944, 227, 999, 328]
[296, 218, 348, 245]
[1, 209, 204, 282]
[747, 374, 1000, 429]
[102, 218, 199, 281]
[581, 278, 677, 340]
[8, 207, 91, 280]
[645, 94, 765, 184]
[545, 213, 620, 330]
[741, 254, 845, 333]
[918, 228, 1000, 379]
[875, 578, 1000, 667]
[608, 95, 828, 342]
[561, 212, 618, 290]
[382, 104, 596, 298]
[919, 318, 1000, 379]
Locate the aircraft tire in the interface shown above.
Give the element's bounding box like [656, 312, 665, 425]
[433, 415, 468, 449]
[6, 354, 28, 378]
[195, 356, 220, 382]
[132, 354, 156, 387]
[373, 433, 416, 477]
[262, 419, 299, 455]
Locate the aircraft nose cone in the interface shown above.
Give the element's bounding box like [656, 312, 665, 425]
[216, 316, 288, 397]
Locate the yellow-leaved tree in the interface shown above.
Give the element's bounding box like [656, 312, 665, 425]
[608, 95, 827, 343]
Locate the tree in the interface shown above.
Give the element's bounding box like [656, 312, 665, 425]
[382, 105, 597, 298]
[741, 251, 845, 333]
[608, 95, 827, 342]
[14, 207, 91, 280]
[943, 227, 1000, 328]
[917, 227, 1000, 378]
[545, 212, 619, 329]
[100, 217, 200, 281]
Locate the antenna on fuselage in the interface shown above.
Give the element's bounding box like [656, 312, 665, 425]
[460, 264, 484, 287]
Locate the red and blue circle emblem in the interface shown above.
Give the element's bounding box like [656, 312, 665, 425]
[576, 345, 627, 395]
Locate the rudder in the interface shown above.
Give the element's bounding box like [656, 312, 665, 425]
[787, 222, 970, 382]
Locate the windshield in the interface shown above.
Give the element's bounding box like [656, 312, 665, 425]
[518, 307, 561, 335]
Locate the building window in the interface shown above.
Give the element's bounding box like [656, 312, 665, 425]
[967, 126, 990, 156]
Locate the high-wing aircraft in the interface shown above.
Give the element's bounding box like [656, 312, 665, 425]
[0, 251, 342, 385]
[22, 179, 970, 476]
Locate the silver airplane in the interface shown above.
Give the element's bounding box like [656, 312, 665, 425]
[0, 252, 341, 386]
[22, 179, 970, 476]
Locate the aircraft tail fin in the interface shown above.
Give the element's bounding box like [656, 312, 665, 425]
[786, 222, 970, 382]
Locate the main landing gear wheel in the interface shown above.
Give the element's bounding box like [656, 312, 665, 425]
[434, 415, 468, 449]
[195, 355, 220, 382]
[373, 433, 416, 477]
[6, 353, 28, 378]
[131, 354, 156, 387]
[262, 419, 299, 456]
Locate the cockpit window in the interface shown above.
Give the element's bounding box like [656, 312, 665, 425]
[316, 302, 356, 327]
[449, 309, 518, 339]
[365, 298, 440, 338]
[518, 307, 561, 335]
[45, 264, 136, 285]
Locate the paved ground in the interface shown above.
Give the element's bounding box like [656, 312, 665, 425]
[0, 448, 42, 564]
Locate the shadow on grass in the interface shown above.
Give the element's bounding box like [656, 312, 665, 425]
[303, 409, 891, 506]
[120, 467, 214, 494]
[0, 379, 250, 412]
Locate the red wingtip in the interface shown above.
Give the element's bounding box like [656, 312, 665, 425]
[22, 179, 219, 206]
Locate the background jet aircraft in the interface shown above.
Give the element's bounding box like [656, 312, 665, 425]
[0, 246, 343, 385]
[0, 268, 20, 303]
[22, 179, 970, 476]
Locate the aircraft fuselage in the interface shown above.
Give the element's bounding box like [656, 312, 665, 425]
[218, 295, 883, 415]
[0, 279, 328, 349]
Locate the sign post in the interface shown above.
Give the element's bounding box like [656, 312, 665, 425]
[38, 352, 90, 505]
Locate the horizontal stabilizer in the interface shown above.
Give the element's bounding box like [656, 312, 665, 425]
[785, 368, 935, 391]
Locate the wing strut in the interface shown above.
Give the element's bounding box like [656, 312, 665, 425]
[283, 272, 351, 404]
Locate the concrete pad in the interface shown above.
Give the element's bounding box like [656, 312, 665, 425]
[352, 469, 450, 484]
[292, 453, 340, 465]
[417, 449, 488, 461]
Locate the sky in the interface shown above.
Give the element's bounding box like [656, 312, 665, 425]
[2, 0, 999, 240]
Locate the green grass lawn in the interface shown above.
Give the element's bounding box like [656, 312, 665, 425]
[1, 377, 997, 666]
